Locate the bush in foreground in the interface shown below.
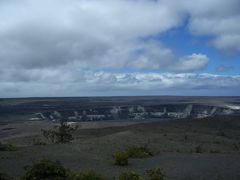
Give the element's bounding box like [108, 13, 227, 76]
[20, 159, 167, 180]
[118, 171, 143, 180]
[112, 152, 129, 166]
[21, 159, 68, 180]
[146, 168, 166, 180]
[0, 171, 11, 180]
[21, 159, 105, 180]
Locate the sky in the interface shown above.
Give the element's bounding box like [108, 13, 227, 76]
[0, 0, 240, 97]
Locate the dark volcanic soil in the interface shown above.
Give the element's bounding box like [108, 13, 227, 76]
[0, 116, 240, 179]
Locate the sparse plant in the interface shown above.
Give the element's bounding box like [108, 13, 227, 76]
[70, 169, 105, 180]
[41, 128, 57, 143]
[0, 171, 11, 180]
[118, 171, 143, 180]
[112, 152, 129, 166]
[0, 142, 17, 151]
[21, 159, 68, 180]
[21, 159, 105, 180]
[195, 145, 203, 153]
[126, 144, 153, 158]
[146, 168, 166, 180]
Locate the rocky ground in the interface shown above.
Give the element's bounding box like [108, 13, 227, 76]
[1, 116, 240, 179]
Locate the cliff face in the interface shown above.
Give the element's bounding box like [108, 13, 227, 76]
[1, 97, 240, 122]
[30, 104, 240, 121]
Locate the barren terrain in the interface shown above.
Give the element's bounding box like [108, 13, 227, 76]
[1, 115, 240, 179]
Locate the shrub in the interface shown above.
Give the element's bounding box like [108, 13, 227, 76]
[126, 145, 153, 158]
[0, 142, 17, 151]
[118, 171, 143, 180]
[21, 159, 68, 180]
[42, 120, 77, 143]
[112, 152, 129, 166]
[21, 159, 105, 180]
[0, 171, 11, 180]
[70, 169, 105, 180]
[195, 145, 203, 153]
[146, 168, 166, 180]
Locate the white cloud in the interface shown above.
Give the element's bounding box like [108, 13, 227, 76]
[0, 0, 211, 72]
[1, 69, 240, 97]
[186, 0, 240, 53]
[0, 0, 183, 69]
[0, 0, 239, 97]
[0, 0, 239, 70]
[213, 34, 240, 53]
[172, 53, 209, 72]
[98, 40, 176, 70]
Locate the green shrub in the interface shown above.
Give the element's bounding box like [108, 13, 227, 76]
[0, 171, 11, 180]
[118, 171, 143, 180]
[146, 168, 166, 180]
[0, 142, 17, 151]
[112, 152, 129, 166]
[21, 159, 68, 180]
[70, 169, 105, 180]
[126, 145, 153, 158]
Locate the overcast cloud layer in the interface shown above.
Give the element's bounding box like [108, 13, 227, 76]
[0, 0, 240, 97]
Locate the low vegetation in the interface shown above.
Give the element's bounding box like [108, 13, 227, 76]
[118, 171, 143, 180]
[195, 145, 203, 153]
[0, 142, 17, 151]
[116, 168, 166, 180]
[21, 159, 105, 180]
[126, 145, 153, 158]
[112, 152, 129, 166]
[146, 168, 166, 180]
[0, 171, 11, 180]
[21, 159, 69, 180]
[113, 144, 153, 166]
[70, 169, 105, 180]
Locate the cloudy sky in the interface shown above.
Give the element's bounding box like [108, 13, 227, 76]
[0, 0, 240, 97]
